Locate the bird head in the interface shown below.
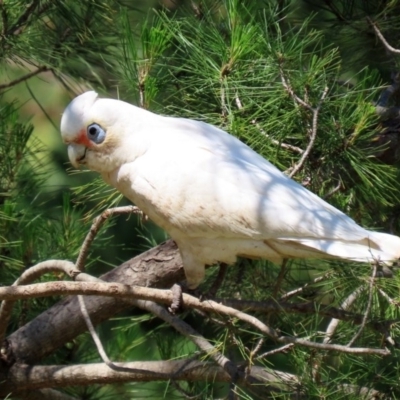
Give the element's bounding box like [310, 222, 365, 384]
[60, 91, 145, 174]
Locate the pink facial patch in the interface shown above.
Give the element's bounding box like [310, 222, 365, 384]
[75, 128, 92, 148]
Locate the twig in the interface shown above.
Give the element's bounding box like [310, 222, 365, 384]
[255, 343, 294, 361]
[251, 120, 304, 154]
[0, 281, 390, 356]
[280, 64, 329, 177]
[0, 1, 8, 36]
[323, 181, 342, 200]
[280, 272, 331, 301]
[137, 299, 242, 381]
[220, 80, 228, 119]
[250, 337, 265, 360]
[378, 288, 400, 307]
[234, 92, 304, 155]
[235, 93, 243, 110]
[6, 0, 40, 36]
[26, 81, 58, 131]
[347, 264, 377, 347]
[75, 206, 142, 271]
[77, 295, 169, 377]
[139, 81, 145, 108]
[289, 86, 329, 178]
[323, 286, 365, 344]
[280, 69, 313, 110]
[0, 66, 49, 90]
[367, 17, 400, 55]
[0, 260, 79, 344]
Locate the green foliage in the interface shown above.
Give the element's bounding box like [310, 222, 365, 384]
[4, 0, 400, 398]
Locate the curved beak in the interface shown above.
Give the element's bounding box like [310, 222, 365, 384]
[68, 143, 87, 168]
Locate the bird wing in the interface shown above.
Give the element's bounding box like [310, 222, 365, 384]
[116, 114, 371, 246]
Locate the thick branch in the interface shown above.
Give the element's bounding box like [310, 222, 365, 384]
[4, 360, 298, 392]
[7, 239, 185, 364]
[1, 280, 391, 356]
[15, 389, 79, 400]
[4, 360, 385, 399]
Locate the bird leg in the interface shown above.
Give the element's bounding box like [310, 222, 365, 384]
[272, 259, 289, 298]
[207, 262, 228, 297]
[168, 283, 183, 314]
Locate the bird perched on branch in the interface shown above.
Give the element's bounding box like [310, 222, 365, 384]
[61, 91, 400, 288]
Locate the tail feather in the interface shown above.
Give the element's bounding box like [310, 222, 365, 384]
[268, 231, 400, 265]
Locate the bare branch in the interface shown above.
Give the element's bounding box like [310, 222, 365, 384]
[347, 264, 377, 347]
[323, 181, 342, 200]
[378, 288, 400, 307]
[252, 119, 305, 154]
[5, 360, 299, 393]
[323, 286, 365, 345]
[6, 0, 40, 36]
[7, 240, 185, 364]
[235, 94, 304, 154]
[135, 299, 241, 381]
[0, 1, 8, 36]
[255, 344, 294, 361]
[0, 280, 390, 356]
[279, 63, 329, 177]
[0, 66, 49, 90]
[77, 294, 170, 377]
[75, 206, 142, 271]
[0, 260, 79, 344]
[367, 17, 400, 55]
[6, 360, 384, 398]
[288, 86, 329, 178]
[280, 70, 313, 111]
[280, 272, 331, 301]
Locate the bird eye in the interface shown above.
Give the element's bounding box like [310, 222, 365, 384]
[87, 123, 106, 144]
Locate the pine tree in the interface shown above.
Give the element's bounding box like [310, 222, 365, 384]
[2, 0, 400, 399]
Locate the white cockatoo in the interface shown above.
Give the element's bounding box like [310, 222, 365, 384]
[61, 91, 400, 288]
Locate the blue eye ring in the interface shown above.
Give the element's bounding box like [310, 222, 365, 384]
[87, 123, 106, 144]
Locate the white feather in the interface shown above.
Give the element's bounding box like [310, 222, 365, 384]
[61, 92, 400, 288]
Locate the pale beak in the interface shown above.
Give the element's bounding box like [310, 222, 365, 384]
[68, 143, 87, 168]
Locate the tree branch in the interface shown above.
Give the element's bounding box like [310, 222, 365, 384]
[0, 66, 50, 90]
[347, 264, 377, 347]
[135, 299, 241, 382]
[280, 272, 331, 301]
[15, 389, 79, 400]
[75, 206, 142, 271]
[0, 260, 79, 344]
[6, 240, 185, 364]
[4, 360, 298, 393]
[367, 17, 400, 55]
[6, 0, 40, 36]
[0, 280, 391, 356]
